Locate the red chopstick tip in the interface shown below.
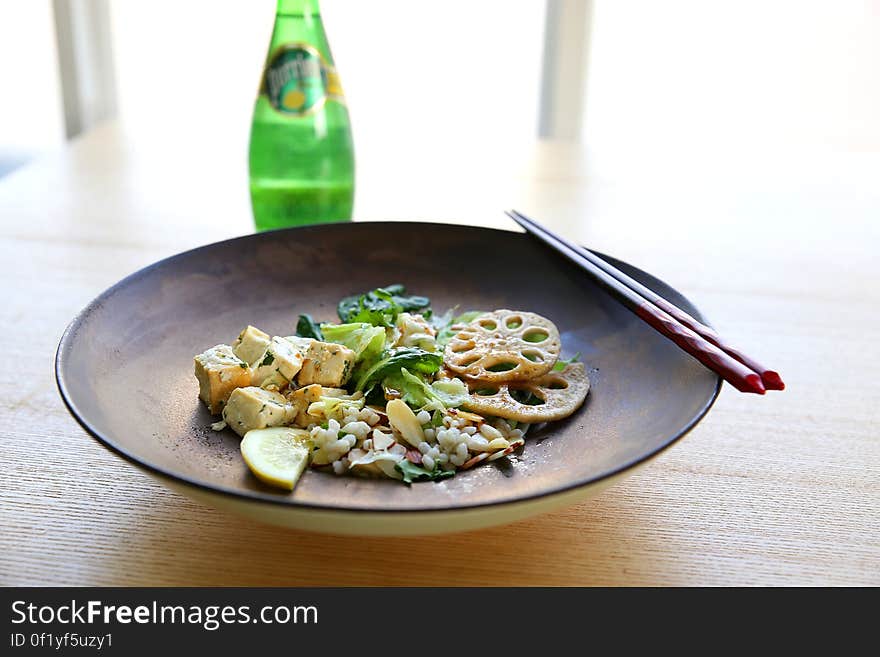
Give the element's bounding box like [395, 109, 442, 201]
[762, 371, 785, 391]
[744, 374, 766, 395]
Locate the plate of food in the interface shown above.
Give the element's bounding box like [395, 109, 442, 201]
[55, 222, 721, 535]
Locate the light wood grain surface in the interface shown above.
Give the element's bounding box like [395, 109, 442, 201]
[1, 121, 877, 586]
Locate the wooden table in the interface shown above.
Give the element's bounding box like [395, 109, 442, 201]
[1, 121, 877, 586]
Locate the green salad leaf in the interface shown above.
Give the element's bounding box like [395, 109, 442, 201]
[395, 459, 455, 484]
[383, 368, 468, 411]
[435, 310, 485, 347]
[296, 314, 324, 340]
[430, 378, 470, 407]
[428, 307, 455, 332]
[321, 323, 386, 363]
[553, 352, 582, 372]
[354, 347, 443, 392]
[338, 285, 431, 327]
[308, 395, 365, 423]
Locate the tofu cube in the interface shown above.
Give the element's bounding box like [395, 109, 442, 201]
[194, 345, 252, 414]
[222, 387, 296, 437]
[296, 340, 357, 387]
[251, 336, 305, 388]
[288, 383, 324, 427]
[284, 336, 314, 351]
[232, 325, 271, 366]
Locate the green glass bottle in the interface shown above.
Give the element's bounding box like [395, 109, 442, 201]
[248, 0, 355, 231]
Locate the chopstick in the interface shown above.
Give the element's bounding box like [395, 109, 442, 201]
[507, 209, 784, 395]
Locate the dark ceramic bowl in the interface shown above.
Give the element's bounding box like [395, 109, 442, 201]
[56, 222, 720, 535]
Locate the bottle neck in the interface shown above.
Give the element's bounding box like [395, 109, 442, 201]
[277, 0, 321, 17]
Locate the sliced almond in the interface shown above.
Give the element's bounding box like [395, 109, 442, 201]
[385, 399, 425, 448]
[372, 431, 396, 451]
[460, 452, 490, 470]
[487, 437, 510, 451]
[447, 409, 485, 424]
[486, 441, 523, 462]
[347, 448, 367, 463]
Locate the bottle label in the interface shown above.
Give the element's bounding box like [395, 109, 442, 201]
[261, 43, 345, 116]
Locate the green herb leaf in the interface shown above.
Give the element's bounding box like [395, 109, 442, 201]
[337, 285, 431, 327]
[260, 352, 275, 367]
[355, 347, 443, 392]
[553, 352, 581, 372]
[296, 314, 324, 341]
[395, 459, 456, 484]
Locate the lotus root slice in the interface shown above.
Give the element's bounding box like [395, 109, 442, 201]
[444, 309, 561, 382]
[462, 362, 590, 423]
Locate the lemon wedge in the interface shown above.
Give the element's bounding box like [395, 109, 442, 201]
[240, 427, 311, 491]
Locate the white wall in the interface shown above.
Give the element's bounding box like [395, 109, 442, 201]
[4, 0, 878, 180]
[0, 0, 65, 174]
[108, 0, 547, 155]
[583, 0, 880, 155]
[326, 1, 547, 150]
